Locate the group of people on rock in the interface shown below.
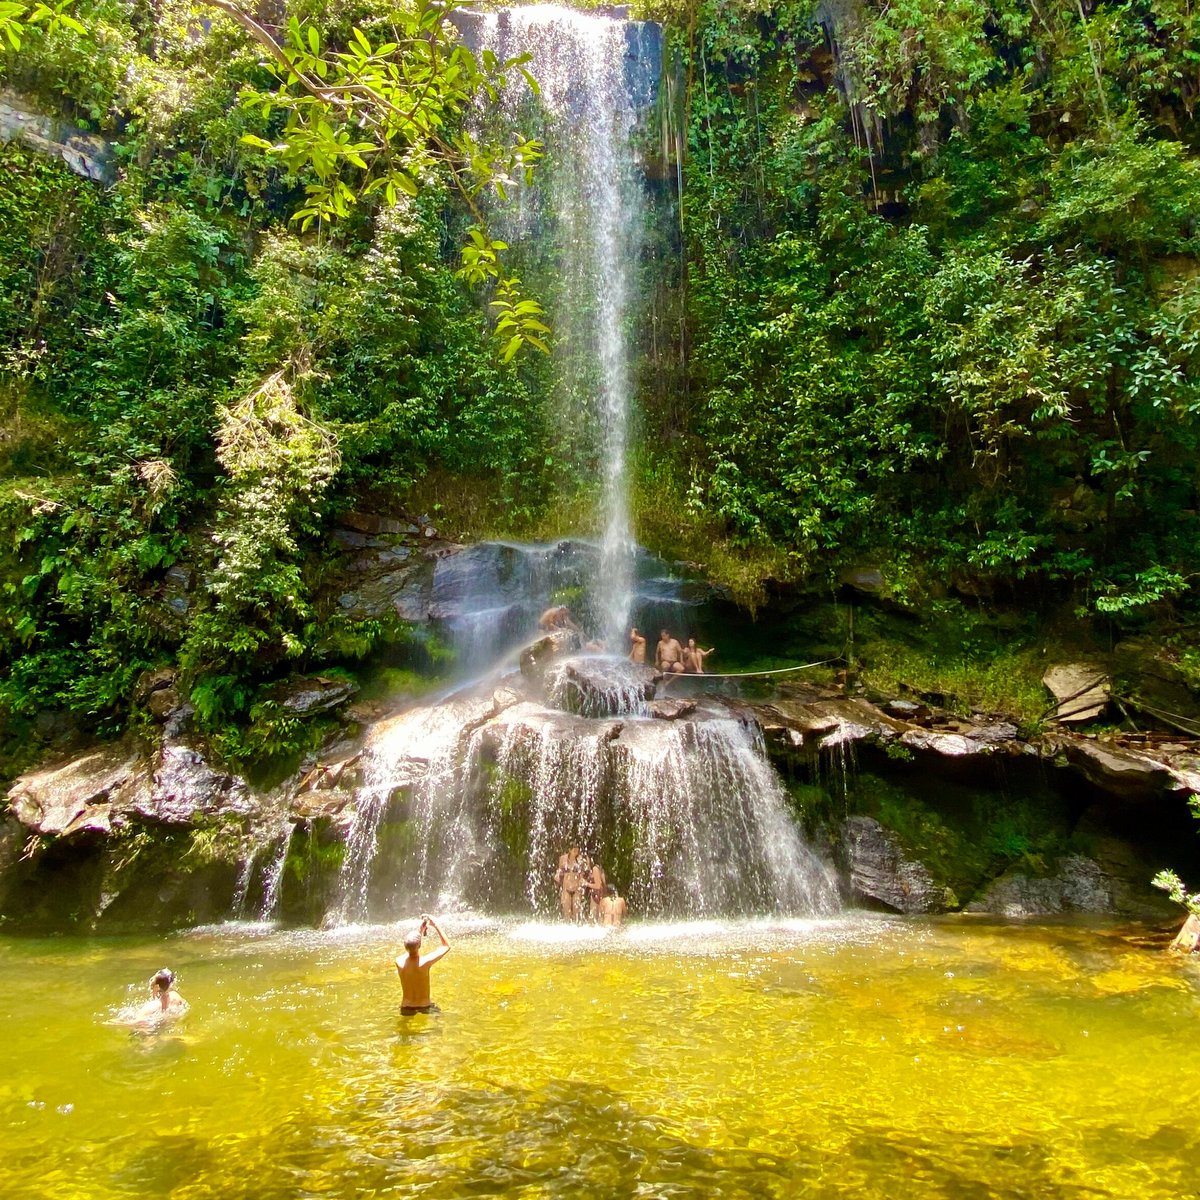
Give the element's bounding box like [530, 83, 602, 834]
[554, 845, 627, 926]
[628, 627, 715, 676]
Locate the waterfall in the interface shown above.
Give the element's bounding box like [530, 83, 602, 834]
[474, 6, 648, 645]
[336, 692, 840, 921]
[319, 12, 839, 926]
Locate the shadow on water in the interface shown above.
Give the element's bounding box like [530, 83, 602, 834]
[101, 1074, 1192, 1200]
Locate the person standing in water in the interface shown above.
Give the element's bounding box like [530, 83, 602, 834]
[555, 846, 585, 920]
[628, 627, 646, 664]
[585, 858, 607, 922]
[395, 914, 450, 1015]
[599, 885, 627, 927]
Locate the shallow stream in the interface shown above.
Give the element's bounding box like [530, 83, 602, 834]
[2, 915, 1197, 1198]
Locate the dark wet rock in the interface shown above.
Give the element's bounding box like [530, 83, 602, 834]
[145, 740, 252, 823]
[162, 564, 194, 616]
[1043, 663, 1110, 723]
[842, 815, 956, 913]
[146, 687, 181, 721]
[648, 698, 697, 720]
[1055, 737, 1174, 799]
[341, 511, 407, 535]
[333, 528, 387, 550]
[839, 566, 885, 596]
[966, 841, 1174, 919]
[0, 89, 115, 183]
[267, 675, 358, 715]
[883, 698, 927, 720]
[135, 668, 178, 702]
[520, 631, 579, 682]
[7, 746, 146, 836]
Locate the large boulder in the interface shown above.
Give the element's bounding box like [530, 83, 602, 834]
[544, 655, 657, 717]
[842, 815, 957, 913]
[7, 746, 147, 836]
[1043, 663, 1110, 723]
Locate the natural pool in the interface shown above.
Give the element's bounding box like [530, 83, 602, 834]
[2, 915, 1197, 1199]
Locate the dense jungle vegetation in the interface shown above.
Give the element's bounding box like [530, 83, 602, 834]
[1, 0, 1199, 771]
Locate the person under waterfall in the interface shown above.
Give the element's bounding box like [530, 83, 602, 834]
[628, 627, 646, 664]
[555, 846, 585, 920]
[584, 858, 607, 922]
[683, 637, 715, 674]
[599, 885, 627, 928]
[538, 606, 581, 634]
[395, 914, 450, 1015]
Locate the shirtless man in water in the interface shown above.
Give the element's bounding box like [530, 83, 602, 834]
[628, 627, 646, 664]
[655, 630, 684, 676]
[395, 914, 450, 1015]
[555, 845, 585, 920]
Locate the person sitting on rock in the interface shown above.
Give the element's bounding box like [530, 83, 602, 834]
[599, 885, 627, 928]
[655, 629, 684, 676]
[538, 605, 581, 634]
[628, 627, 646, 664]
[395, 914, 450, 1015]
[683, 637, 715, 674]
[555, 845, 585, 920]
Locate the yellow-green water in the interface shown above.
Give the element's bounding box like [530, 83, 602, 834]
[2, 915, 1197, 1199]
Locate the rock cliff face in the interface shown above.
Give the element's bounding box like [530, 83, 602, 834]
[3, 649, 1196, 930]
[0, 89, 115, 183]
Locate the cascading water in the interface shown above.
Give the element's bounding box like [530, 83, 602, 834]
[476, 6, 646, 644]
[320, 8, 840, 926]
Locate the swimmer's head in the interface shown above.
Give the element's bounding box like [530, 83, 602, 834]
[607, 885, 617, 897]
[150, 968, 174, 993]
[403, 930, 423, 955]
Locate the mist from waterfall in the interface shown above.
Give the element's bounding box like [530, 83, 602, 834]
[479, 6, 644, 645]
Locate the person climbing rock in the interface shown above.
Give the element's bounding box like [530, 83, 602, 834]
[628, 627, 646, 664]
[395, 914, 450, 1015]
[555, 846, 585, 920]
[599, 885, 627, 928]
[683, 637, 715, 674]
[655, 630, 684, 676]
[538, 606, 581, 633]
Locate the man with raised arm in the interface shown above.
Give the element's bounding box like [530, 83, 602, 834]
[628, 627, 647, 664]
[395, 914, 450, 1015]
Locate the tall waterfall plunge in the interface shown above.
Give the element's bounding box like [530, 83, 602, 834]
[319, 9, 840, 927]
[472, 5, 650, 644]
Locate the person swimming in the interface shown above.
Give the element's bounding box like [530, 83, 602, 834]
[107, 968, 188, 1032]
